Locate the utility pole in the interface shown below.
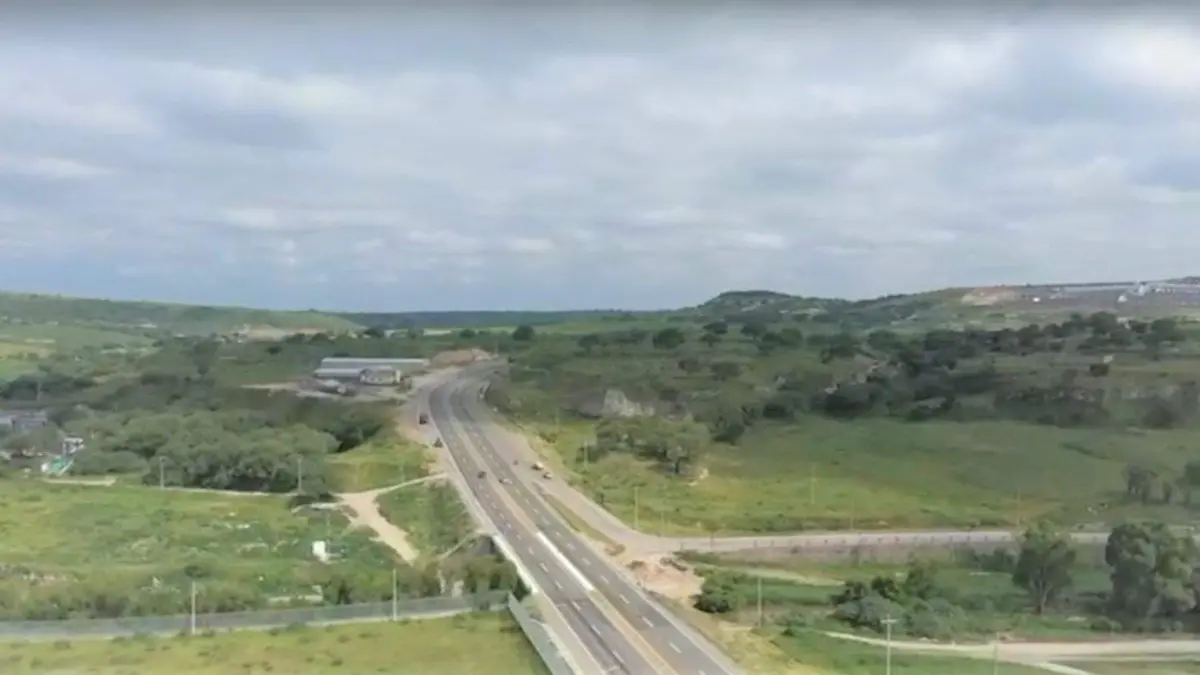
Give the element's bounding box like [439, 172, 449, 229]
[189, 580, 197, 635]
[633, 486, 640, 531]
[809, 465, 816, 506]
[756, 576, 763, 628]
[391, 567, 398, 621]
[993, 632, 1000, 675]
[296, 456, 303, 494]
[1016, 490, 1022, 527]
[158, 456, 165, 489]
[883, 615, 896, 675]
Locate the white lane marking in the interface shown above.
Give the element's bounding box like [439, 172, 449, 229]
[527, 546, 536, 555]
[539, 562, 549, 572]
[641, 616, 653, 628]
[598, 574, 609, 583]
[565, 542, 575, 550]
[618, 593, 630, 604]
[553, 579, 563, 590]
[581, 559, 591, 567]
[535, 531, 595, 592]
[669, 642, 682, 654]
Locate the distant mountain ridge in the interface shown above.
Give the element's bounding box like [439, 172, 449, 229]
[694, 276, 1200, 327]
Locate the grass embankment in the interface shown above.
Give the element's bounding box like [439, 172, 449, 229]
[521, 415, 1200, 535]
[327, 435, 431, 493]
[377, 482, 474, 556]
[667, 596, 1050, 675]
[0, 612, 549, 675]
[676, 553, 1126, 674]
[775, 631, 1052, 675]
[1069, 662, 1200, 675]
[0, 478, 404, 617]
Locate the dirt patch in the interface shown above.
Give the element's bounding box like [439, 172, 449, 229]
[961, 287, 1021, 306]
[338, 490, 420, 563]
[430, 348, 491, 367]
[619, 551, 704, 603]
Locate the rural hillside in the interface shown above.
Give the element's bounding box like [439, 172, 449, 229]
[487, 274, 1200, 532]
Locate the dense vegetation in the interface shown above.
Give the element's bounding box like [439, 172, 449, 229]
[694, 519, 1200, 639]
[0, 323, 528, 621]
[0, 292, 357, 336]
[0, 341, 395, 496]
[486, 308, 1200, 531]
[0, 324, 526, 495]
[337, 309, 657, 330]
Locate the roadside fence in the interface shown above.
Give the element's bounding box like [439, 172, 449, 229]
[0, 591, 508, 640]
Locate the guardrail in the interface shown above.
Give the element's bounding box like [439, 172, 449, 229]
[0, 592, 508, 640]
[506, 595, 577, 675]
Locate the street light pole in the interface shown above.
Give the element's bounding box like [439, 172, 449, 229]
[296, 456, 303, 494]
[633, 486, 640, 531]
[883, 615, 896, 675]
[391, 567, 398, 621]
[993, 633, 1000, 675]
[756, 576, 763, 628]
[189, 580, 197, 635]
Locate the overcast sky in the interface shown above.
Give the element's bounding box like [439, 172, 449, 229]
[1, 7, 1198, 311]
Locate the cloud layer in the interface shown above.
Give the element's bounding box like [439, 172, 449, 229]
[1, 9, 1198, 310]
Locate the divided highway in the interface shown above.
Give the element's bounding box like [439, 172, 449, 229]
[427, 372, 740, 675]
[428, 379, 654, 674]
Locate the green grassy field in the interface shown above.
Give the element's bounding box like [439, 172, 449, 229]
[326, 436, 431, 493]
[774, 630, 1053, 675]
[1070, 662, 1200, 675]
[378, 482, 474, 556]
[0, 612, 548, 674]
[0, 478, 401, 614]
[525, 415, 1200, 534]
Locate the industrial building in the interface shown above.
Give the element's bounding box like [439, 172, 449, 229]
[0, 410, 48, 433]
[312, 357, 430, 385]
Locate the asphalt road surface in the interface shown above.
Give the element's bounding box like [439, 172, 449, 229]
[428, 374, 740, 675]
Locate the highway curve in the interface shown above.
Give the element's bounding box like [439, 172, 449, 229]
[428, 372, 741, 675]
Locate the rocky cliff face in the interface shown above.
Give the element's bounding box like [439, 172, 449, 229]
[568, 388, 659, 419]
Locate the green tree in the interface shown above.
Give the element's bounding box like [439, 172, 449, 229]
[1012, 521, 1077, 614]
[511, 325, 536, 342]
[651, 328, 686, 350]
[190, 339, 220, 379]
[577, 333, 602, 354]
[1181, 460, 1200, 506]
[1105, 521, 1197, 621]
[739, 322, 767, 339]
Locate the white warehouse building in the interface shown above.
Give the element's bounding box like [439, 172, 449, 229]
[313, 357, 430, 385]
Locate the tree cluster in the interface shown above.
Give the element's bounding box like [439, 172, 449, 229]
[586, 417, 710, 476]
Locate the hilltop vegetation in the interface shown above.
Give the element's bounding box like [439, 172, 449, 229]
[0, 291, 357, 336]
[485, 303, 1200, 533]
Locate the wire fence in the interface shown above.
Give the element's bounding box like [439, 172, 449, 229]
[0, 591, 509, 640]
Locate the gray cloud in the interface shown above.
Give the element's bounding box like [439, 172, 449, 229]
[0, 10, 1197, 310]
